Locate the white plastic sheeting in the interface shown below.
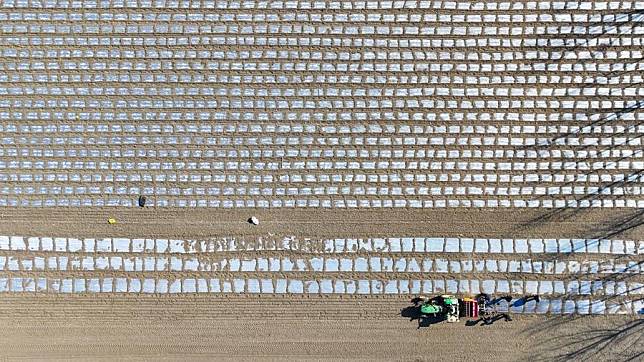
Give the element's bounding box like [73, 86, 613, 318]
[1, 236, 639, 255]
[0, 276, 640, 315]
[0, 234, 641, 316]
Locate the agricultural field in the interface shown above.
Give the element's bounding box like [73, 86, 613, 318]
[0, 0, 642, 360]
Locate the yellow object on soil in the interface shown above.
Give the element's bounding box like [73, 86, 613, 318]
[107, 218, 117, 224]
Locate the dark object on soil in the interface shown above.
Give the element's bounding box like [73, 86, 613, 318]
[138, 195, 147, 207]
[482, 313, 512, 325]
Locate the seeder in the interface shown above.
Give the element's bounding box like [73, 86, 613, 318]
[416, 293, 519, 324]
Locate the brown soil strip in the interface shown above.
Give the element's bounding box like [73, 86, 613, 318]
[1, 208, 642, 240]
[0, 294, 640, 361]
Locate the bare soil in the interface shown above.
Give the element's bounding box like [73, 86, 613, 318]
[0, 294, 640, 361]
[1, 208, 641, 240]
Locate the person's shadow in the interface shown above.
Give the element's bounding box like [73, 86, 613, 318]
[465, 313, 513, 326]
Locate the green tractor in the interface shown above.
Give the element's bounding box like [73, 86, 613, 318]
[419, 295, 460, 323]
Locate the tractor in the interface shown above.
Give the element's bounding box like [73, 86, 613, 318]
[411, 294, 539, 326]
[418, 295, 460, 323]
